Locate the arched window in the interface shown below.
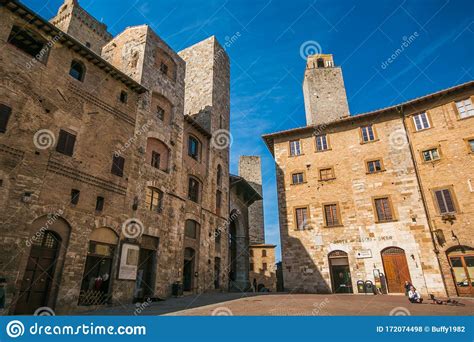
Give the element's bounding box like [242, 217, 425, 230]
[188, 176, 201, 203]
[185, 220, 199, 239]
[69, 60, 85, 81]
[146, 138, 170, 172]
[217, 165, 222, 187]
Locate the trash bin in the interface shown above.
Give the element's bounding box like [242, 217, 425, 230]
[172, 282, 183, 297]
[357, 280, 365, 293]
[364, 280, 374, 295]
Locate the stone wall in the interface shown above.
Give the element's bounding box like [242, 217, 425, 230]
[238, 156, 265, 244]
[272, 110, 446, 296]
[303, 54, 350, 126]
[249, 245, 277, 292]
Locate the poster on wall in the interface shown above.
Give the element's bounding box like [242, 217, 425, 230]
[118, 243, 139, 280]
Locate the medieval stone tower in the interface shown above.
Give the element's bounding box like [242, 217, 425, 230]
[303, 54, 350, 126]
[239, 156, 265, 244]
[50, 0, 112, 54]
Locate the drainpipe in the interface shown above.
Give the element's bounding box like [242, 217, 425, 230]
[398, 105, 449, 296]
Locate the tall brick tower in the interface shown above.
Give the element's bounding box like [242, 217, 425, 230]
[303, 54, 350, 126]
[239, 156, 265, 244]
[50, 0, 112, 54]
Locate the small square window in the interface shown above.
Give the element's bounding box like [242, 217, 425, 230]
[119, 91, 128, 104]
[413, 113, 430, 131]
[292, 172, 304, 184]
[156, 106, 165, 121]
[160, 62, 168, 75]
[367, 160, 382, 173]
[422, 148, 440, 162]
[289, 140, 301, 156]
[95, 196, 104, 211]
[456, 98, 474, 119]
[316, 134, 329, 151]
[361, 125, 376, 143]
[468, 139, 474, 153]
[71, 189, 80, 205]
[319, 168, 335, 181]
[56, 130, 76, 156]
[151, 151, 161, 169]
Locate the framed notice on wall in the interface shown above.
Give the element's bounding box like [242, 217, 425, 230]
[118, 243, 140, 280]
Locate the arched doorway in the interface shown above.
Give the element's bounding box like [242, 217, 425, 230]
[229, 221, 237, 283]
[381, 247, 411, 293]
[79, 227, 118, 306]
[447, 246, 474, 296]
[15, 230, 61, 314]
[328, 250, 353, 293]
[183, 248, 195, 292]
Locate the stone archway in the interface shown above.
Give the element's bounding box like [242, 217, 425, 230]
[14, 215, 71, 314]
[228, 212, 250, 291]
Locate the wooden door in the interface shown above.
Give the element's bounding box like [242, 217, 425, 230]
[382, 247, 411, 293]
[15, 231, 60, 314]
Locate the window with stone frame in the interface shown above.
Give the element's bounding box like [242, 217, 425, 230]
[434, 188, 456, 214]
[289, 140, 302, 156]
[69, 60, 86, 82]
[422, 148, 440, 162]
[468, 139, 474, 153]
[188, 136, 200, 160]
[374, 197, 394, 222]
[70, 189, 80, 205]
[56, 129, 76, 156]
[262, 249, 267, 257]
[262, 263, 268, 271]
[316, 134, 329, 151]
[0, 104, 12, 133]
[323, 203, 340, 227]
[361, 125, 376, 143]
[119, 91, 128, 104]
[295, 207, 308, 230]
[185, 220, 199, 239]
[111, 155, 125, 177]
[95, 196, 104, 211]
[319, 167, 335, 181]
[145, 187, 163, 212]
[188, 177, 200, 203]
[367, 159, 383, 173]
[291, 172, 304, 184]
[455, 98, 474, 119]
[413, 112, 430, 131]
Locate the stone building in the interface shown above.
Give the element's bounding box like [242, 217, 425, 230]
[263, 53, 474, 297]
[0, 0, 231, 314]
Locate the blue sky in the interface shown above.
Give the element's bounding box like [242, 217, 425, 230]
[25, 0, 473, 261]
